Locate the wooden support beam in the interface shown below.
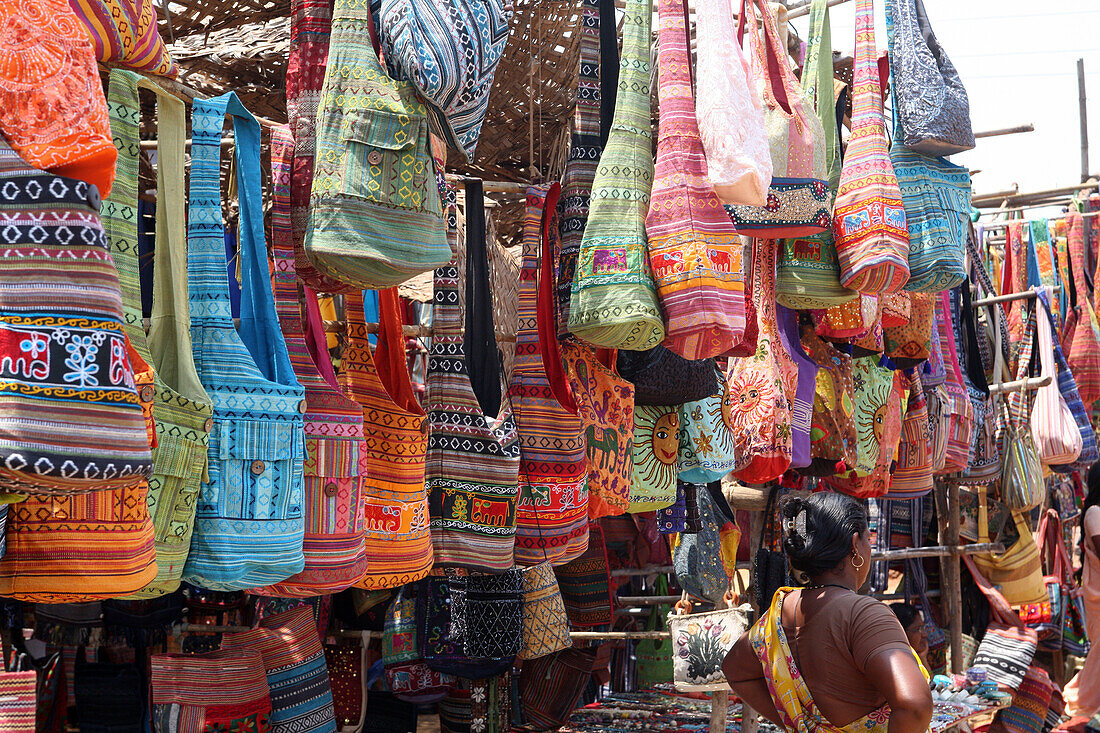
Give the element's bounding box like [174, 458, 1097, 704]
[974, 124, 1034, 139]
[988, 375, 1052, 396]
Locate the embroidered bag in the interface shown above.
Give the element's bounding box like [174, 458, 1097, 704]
[220, 607, 337, 733]
[68, 0, 177, 77]
[455, 570, 524, 660]
[554, 522, 614, 627]
[102, 70, 213, 598]
[676, 375, 739, 484]
[1066, 214, 1100, 404]
[629, 405, 680, 513]
[151, 649, 273, 732]
[965, 555, 1039, 690]
[427, 183, 521, 573]
[885, 291, 934, 368]
[647, 0, 747, 360]
[802, 324, 857, 476]
[727, 0, 830, 238]
[668, 592, 750, 691]
[1030, 287, 1082, 467]
[568, 0, 665, 351]
[695, 0, 771, 206]
[382, 585, 454, 704]
[673, 484, 740, 604]
[833, 0, 909, 294]
[0, 0, 117, 197]
[419, 577, 514, 679]
[307, 0, 450, 289]
[509, 184, 589, 566]
[886, 370, 933, 498]
[885, 0, 974, 155]
[828, 357, 906, 499]
[376, 0, 512, 162]
[344, 286, 431, 590]
[182, 92, 307, 590]
[812, 292, 879, 340]
[518, 562, 571, 660]
[0, 671, 35, 733]
[255, 127, 368, 597]
[729, 241, 797, 483]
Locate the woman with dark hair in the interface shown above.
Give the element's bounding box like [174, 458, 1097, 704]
[1060, 462, 1100, 728]
[890, 603, 930, 669]
[722, 492, 932, 733]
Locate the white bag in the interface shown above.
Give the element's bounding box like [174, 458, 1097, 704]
[1030, 288, 1082, 466]
[667, 592, 750, 691]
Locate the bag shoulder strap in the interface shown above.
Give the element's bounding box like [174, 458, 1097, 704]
[962, 554, 1025, 628]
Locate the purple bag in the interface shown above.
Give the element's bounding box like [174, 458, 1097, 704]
[777, 306, 818, 469]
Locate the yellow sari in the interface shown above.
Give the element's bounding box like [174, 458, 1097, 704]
[748, 588, 928, 733]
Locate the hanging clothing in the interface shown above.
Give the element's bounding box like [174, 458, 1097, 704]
[1063, 505, 1100, 717]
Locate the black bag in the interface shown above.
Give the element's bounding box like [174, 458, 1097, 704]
[73, 647, 144, 733]
[752, 485, 791, 610]
[616, 347, 720, 405]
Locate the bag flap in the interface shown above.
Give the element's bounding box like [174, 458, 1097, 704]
[343, 108, 420, 151]
[152, 431, 208, 480]
[218, 418, 301, 461]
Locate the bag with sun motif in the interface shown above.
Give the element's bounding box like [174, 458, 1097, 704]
[676, 372, 739, 484]
[801, 325, 857, 476]
[842, 356, 907, 481]
[628, 405, 681, 513]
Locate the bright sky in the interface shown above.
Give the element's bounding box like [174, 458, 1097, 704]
[788, 0, 1100, 204]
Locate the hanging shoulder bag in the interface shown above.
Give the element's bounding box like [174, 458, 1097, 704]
[1030, 287, 1083, 467]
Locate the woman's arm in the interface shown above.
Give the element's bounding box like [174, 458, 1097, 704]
[863, 648, 933, 733]
[722, 632, 784, 726]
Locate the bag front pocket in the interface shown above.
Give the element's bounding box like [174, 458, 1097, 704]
[150, 431, 208, 545]
[340, 108, 428, 209]
[217, 419, 303, 521]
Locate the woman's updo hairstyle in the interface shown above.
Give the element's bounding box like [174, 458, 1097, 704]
[781, 492, 867, 582]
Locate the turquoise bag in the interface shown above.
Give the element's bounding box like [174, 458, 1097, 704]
[676, 372, 738, 484]
[183, 93, 307, 590]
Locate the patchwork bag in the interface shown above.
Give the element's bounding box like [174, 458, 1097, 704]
[629, 405, 681, 512]
[646, 0, 747, 360]
[833, 0, 909, 294]
[694, 0, 771, 207]
[966, 555, 1039, 690]
[0, 140, 151, 496]
[151, 649, 273, 732]
[382, 585, 454, 704]
[376, 0, 512, 162]
[668, 593, 750, 691]
[509, 184, 589, 566]
[307, 0, 451, 289]
[255, 126, 368, 598]
[802, 325, 857, 476]
[101, 70, 214, 598]
[885, 0, 974, 155]
[220, 607, 337, 733]
[616, 348, 719, 406]
[68, 0, 178, 77]
[0, 0, 117, 197]
[727, 0, 830, 238]
[427, 183, 521, 573]
[345, 286, 432, 590]
[182, 93, 307, 591]
[518, 562, 571, 660]
[569, 0, 665, 351]
[554, 522, 614, 627]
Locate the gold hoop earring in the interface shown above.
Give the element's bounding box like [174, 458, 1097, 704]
[851, 553, 865, 569]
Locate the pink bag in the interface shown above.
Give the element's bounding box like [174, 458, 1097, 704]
[833, 0, 909, 293]
[1030, 287, 1082, 466]
[646, 0, 747, 360]
[934, 291, 973, 475]
[694, 0, 771, 206]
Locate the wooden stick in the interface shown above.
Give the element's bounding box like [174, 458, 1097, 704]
[787, 0, 851, 20]
[973, 182, 1097, 206]
[974, 124, 1035, 139]
[322, 320, 518, 343]
[971, 287, 1060, 308]
[987, 375, 1052, 395]
[947, 483, 963, 673]
[870, 542, 1004, 562]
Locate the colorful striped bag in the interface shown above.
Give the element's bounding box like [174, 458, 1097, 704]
[102, 70, 214, 598]
[254, 126, 368, 598]
[509, 183, 589, 565]
[68, 0, 177, 77]
[0, 671, 35, 732]
[645, 0, 746, 360]
[567, 0, 665, 350]
[833, 0, 910, 294]
[220, 607, 337, 732]
[427, 182, 521, 573]
[182, 93, 307, 590]
[345, 285, 432, 590]
[553, 523, 614, 627]
[307, 0, 451, 289]
[886, 370, 934, 498]
[151, 649, 273, 732]
[933, 291, 973, 474]
[1066, 214, 1100, 404]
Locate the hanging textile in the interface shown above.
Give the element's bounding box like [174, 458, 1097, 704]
[68, 0, 178, 78]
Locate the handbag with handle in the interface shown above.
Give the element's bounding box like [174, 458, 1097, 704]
[1030, 287, 1083, 466]
[885, 0, 974, 155]
[668, 584, 751, 692]
[972, 491, 1048, 608]
[965, 554, 1039, 690]
[833, 0, 910, 294]
[307, 0, 451, 289]
[568, 0, 665, 350]
[726, 0, 830, 238]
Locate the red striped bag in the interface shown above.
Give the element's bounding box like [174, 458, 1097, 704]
[151, 649, 273, 732]
[934, 291, 973, 474]
[1067, 214, 1100, 404]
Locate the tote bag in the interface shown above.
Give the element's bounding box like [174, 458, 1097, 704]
[182, 93, 307, 591]
[307, 0, 451, 289]
[568, 0, 665, 350]
[727, 0, 830, 238]
[68, 0, 177, 77]
[102, 70, 214, 599]
[669, 594, 750, 691]
[509, 184, 589, 566]
[965, 555, 1040, 690]
[833, 0, 910, 294]
[646, 0, 747, 360]
[252, 127, 368, 598]
[151, 649, 273, 732]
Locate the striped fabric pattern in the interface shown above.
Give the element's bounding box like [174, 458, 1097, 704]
[833, 0, 910, 294]
[427, 184, 522, 572]
[151, 649, 273, 732]
[287, 0, 351, 295]
[254, 126, 368, 598]
[933, 291, 973, 474]
[645, 0, 746, 360]
[0, 671, 35, 732]
[556, 0, 604, 338]
[103, 69, 215, 599]
[377, 0, 512, 162]
[553, 523, 614, 626]
[221, 607, 337, 733]
[182, 93, 307, 591]
[567, 0, 665, 350]
[344, 287, 433, 589]
[307, 0, 450, 290]
[1066, 214, 1100, 404]
[68, 0, 178, 77]
[509, 184, 589, 566]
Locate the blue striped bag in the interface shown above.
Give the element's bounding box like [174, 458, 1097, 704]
[183, 93, 307, 590]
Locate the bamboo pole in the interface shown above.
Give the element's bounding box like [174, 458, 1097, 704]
[974, 124, 1035, 139]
